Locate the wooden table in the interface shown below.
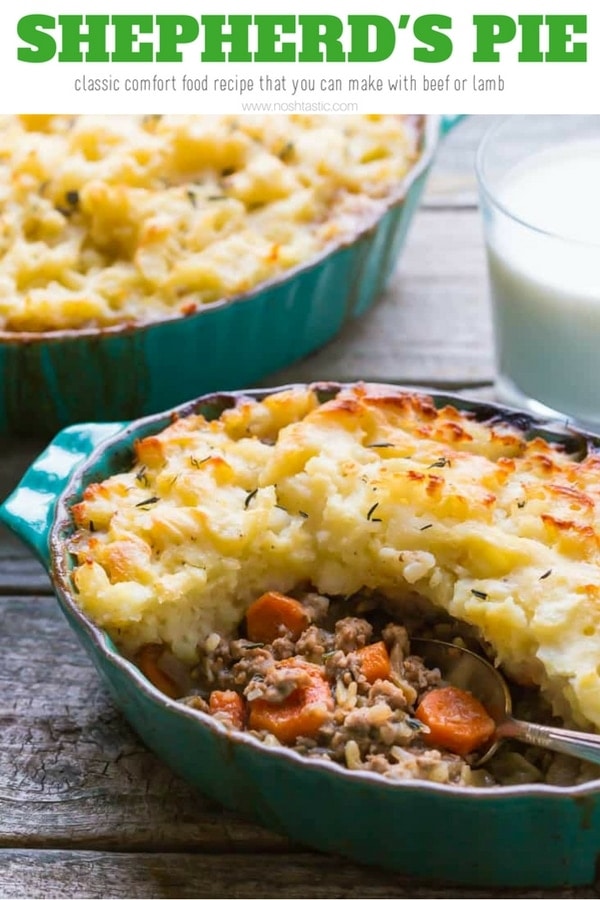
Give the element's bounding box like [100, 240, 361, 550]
[1, 116, 597, 899]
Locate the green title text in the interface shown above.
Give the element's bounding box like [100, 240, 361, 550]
[16, 14, 588, 63]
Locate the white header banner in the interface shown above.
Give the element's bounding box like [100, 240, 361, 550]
[1, 0, 598, 113]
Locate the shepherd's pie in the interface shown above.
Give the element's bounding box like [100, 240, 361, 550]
[69, 384, 600, 733]
[0, 114, 421, 333]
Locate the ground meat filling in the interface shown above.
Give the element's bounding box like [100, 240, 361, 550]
[177, 590, 486, 786]
[136, 589, 600, 787]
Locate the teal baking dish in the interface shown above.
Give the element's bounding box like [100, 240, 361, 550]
[2, 382, 600, 889]
[0, 115, 460, 437]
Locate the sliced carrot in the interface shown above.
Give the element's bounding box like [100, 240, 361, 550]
[245, 591, 309, 644]
[248, 659, 333, 744]
[356, 641, 392, 682]
[209, 690, 245, 730]
[136, 644, 179, 699]
[415, 685, 496, 756]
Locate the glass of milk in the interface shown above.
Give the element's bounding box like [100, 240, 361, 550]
[476, 116, 600, 427]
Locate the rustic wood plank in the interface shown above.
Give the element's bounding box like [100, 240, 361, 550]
[0, 437, 47, 498]
[0, 557, 49, 595]
[0, 594, 289, 850]
[1, 850, 597, 900]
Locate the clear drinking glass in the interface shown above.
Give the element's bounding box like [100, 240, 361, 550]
[476, 116, 600, 427]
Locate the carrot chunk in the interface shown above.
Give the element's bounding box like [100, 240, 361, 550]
[356, 641, 392, 682]
[415, 685, 496, 756]
[136, 644, 179, 699]
[209, 690, 245, 730]
[248, 659, 333, 744]
[245, 591, 309, 643]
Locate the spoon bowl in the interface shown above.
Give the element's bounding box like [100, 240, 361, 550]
[412, 638, 600, 768]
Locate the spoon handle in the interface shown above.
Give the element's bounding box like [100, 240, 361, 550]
[497, 717, 600, 766]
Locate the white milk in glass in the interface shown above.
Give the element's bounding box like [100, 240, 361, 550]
[485, 139, 600, 424]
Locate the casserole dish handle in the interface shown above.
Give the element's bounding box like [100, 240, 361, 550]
[0, 422, 126, 568]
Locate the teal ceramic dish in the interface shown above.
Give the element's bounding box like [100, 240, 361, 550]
[2, 382, 600, 889]
[0, 115, 461, 438]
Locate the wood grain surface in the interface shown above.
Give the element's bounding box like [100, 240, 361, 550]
[2, 116, 596, 899]
[2, 850, 599, 900]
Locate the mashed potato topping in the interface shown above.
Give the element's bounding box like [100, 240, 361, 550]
[0, 114, 421, 333]
[69, 384, 600, 730]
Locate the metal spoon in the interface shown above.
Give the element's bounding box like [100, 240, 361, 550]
[411, 638, 600, 767]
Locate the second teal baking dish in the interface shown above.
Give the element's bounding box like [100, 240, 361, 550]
[0, 116, 461, 436]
